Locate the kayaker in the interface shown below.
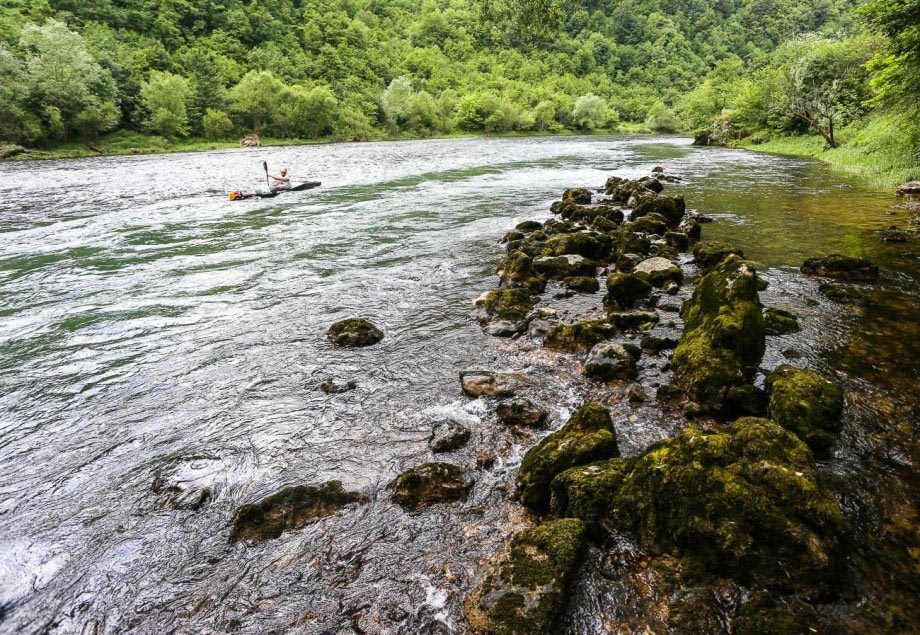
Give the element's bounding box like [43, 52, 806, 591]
[267, 169, 291, 189]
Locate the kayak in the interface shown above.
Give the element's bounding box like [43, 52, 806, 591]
[229, 181, 321, 201]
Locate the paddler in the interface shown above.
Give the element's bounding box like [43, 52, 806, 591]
[267, 168, 291, 189]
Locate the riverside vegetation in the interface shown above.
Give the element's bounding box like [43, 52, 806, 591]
[1, 0, 919, 184]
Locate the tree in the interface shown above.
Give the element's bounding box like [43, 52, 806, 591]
[406, 90, 438, 135]
[0, 46, 41, 143]
[303, 86, 338, 139]
[861, 0, 920, 112]
[645, 101, 682, 133]
[141, 71, 192, 138]
[229, 70, 285, 132]
[572, 93, 607, 129]
[202, 108, 233, 140]
[380, 76, 414, 134]
[533, 100, 555, 131]
[437, 89, 457, 134]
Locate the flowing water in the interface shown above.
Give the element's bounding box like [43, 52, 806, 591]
[0, 136, 916, 633]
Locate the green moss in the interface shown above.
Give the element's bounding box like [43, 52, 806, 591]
[564, 276, 600, 293]
[533, 254, 597, 279]
[563, 188, 593, 204]
[515, 220, 543, 233]
[327, 318, 384, 346]
[497, 252, 545, 293]
[477, 288, 535, 322]
[543, 232, 607, 261]
[388, 462, 473, 509]
[543, 319, 618, 352]
[614, 226, 652, 259]
[605, 272, 653, 309]
[765, 365, 845, 458]
[631, 213, 669, 235]
[230, 481, 367, 543]
[691, 241, 745, 271]
[631, 194, 685, 225]
[606, 310, 659, 331]
[517, 403, 620, 510]
[764, 307, 801, 335]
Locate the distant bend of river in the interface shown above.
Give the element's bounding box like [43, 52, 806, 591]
[0, 136, 916, 633]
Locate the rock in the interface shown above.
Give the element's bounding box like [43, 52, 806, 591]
[550, 419, 848, 593]
[327, 319, 384, 347]
[652, 166, 664, 173]
[630, 194, 685, 226]
[627, 386, 648, 403]
[641, 334, 679, 353]
[230, 481, 367, 543]
[388, 463, 473, 509]
[543, 320, 618, 352]
[605, 272, 653, 309]
[671, 255, 765, 416]
[632, 256, 684, 287]
[614, 227, 653, 262]
[692, 241, 744, 271]
[818, 283, 867, 304]
[763, 307, 800, 335]
[895, 181, 920, 196]
[319, 379, 357, 394]
[605, 176, 653, 202]
[476, 450, 497, 469]
[472, 288, 536, 324]
[664, 231, 690, 250]
[497, 252, 545, 293]
[733, 592, 825, 635]
[464, 519, 587, 635]
[678, 217, 702, 241]
[429, 420, 472, 452]
[801, 254, 879, 282]
[543, 232, 607, 261]
[607, 309, 659, 331]
[638, 176, 664, 193]
[515, 220, 543, 233]
[591, 215, 620, 233]
[460, 370, 520, 397]
[584, 342, 639, 380]
[517, 403, 619, 510]
[564, 276, 600, 293]
[500, 230, 525, 244]
[496, 399, 548, 427]
[533, 254, 597, 279]
[485, 320, 528, 337]
[882, 227, 911, 242]
[563, 187, 593, 204]
[153, 476, 213, 511]
[765, 365, 844, 458]
[663, 280, 680, 295]
[631, 213, 669, 235]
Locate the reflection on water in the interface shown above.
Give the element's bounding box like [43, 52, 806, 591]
[0, 136, 916, 632]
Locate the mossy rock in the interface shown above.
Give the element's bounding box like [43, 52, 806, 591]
[472, 288, 535, 323]
[664, 231, 690, 250]
[517, 403, 619, 510]
[533, 254, 597, 279]
[564, 276, 600, 293]
[464, 519, 587, 635]
[429, 420, 472, 453]
[515, 220, 543, 233]
[672, 255, 765, 414]
[692, 241, 745, 271]
[327, 319, 384, 347]
[764, 307, 800, 335]
[605, 272, 653, 309]
[497, 252, 545, 293]
[388, 462, 473, 509]
[496, 399, 548, 427]
[543, 232, 607, 261]
[543, 320, 618, 352]
[614, 226, 653, 259]
[230, 481, 367, 543]
[641, 334, 679, 353]
[765, 365, 844, 458]
[631, 194, 685, 225]
[584, 342, 639, 380]
[632, 256, 684, 287]
[500, 230, 525, 244]
[563, 187, 592, 204]
[818, 283, 867, 304]
[591, 215, 620, 233]
[801, 254, 879, 282]
[638, 176, 664, 193]
[607, 309, 659, 331]
[631, 213, 669, 235]
[551, 418, 848, 592]
[733, 592, 824, 635]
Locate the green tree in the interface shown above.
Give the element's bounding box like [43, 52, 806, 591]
[202, 108, 233, 140]
[141, 71, 192, 138]
[533, 100, 556, 131]
[407, 90, 438, 135]
[0, 46, 41, 143]
[380, 76, 414, 134]
[437, 88, 457, 133]
[861, 0, 920, 112]
[229, 70, 285, 132]
[303, 86, 338, 139]
[572, 93, 607, 129]
[645, 101, 682, 133]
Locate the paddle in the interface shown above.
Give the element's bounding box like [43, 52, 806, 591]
[263, 161, 269, 188]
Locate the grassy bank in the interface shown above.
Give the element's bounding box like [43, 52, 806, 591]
[1, 125, 653, 162]
[735, 113, 920, 188]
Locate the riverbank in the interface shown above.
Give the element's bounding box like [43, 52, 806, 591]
[735, 114, 920, 188]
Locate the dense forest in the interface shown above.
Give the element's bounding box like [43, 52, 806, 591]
[0, 0, 918, 176]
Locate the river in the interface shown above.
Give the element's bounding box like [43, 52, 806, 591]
[0, 136, 916, 633]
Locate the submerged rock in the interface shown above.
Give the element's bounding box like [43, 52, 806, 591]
[429, 420, 472, 453]
[230, 481, 367, 543]
[388, 463, 473, 509]
[327, 319, 384, 347]
[819, 283, 868, 304]
[464, 518, 587, 635]
[763, 307, 800, 335]
[551, 418, 848, 592]
[319, 379, 357, 394]
[671, 255, 765, 415]
[765, 365, 845, 458]
[517, 403, 619, 510]
[801, 254, 879, 282]
[543, 320, 618, 352]
[496, 399, 548, 427]
[584, 342, 640, 380]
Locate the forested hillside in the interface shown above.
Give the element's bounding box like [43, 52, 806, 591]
[0, 0, 868, 144]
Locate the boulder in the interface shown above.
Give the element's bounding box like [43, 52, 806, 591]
[550, 419, 848, 593]
[819, 283, 867, 304]
[630, 194, 685, 226]
[632, 256, 684, 287]
[497, 252, 545, 293]
[515, 220, 543, 233]
[607, 310, 659, 331]
[763, 308, 800, 335]
[464, 519, 587, 635]
[460, 370, 520, 397]
[543, 232, 607, 261]
[517, 403, 619, 510]
[429, 420, 472, 453]
[584, 343, 639, 380]
[638, 176, 664, 193]
[801, 254, 879, 282]
[664, 231, 690, 250]
[230, 481, 367, 543]
[496, 399, 548, 427]
[564, 276, 600, 293]
[671, 255, 765, 415]
[563, 188, 593, 204]
[631, 213, 669, 236]
[605, 272, 653, 309]
[327, 319, 384, 347]
[500, 230, 525, 244]
[640, 334, 679, 353]
[471, 288, 535, 323]
[388, 463, 473, 509]
[895, 181, 920, 196]
[692, 241, 744, 271]
[533, 254, 597, 279]
[765, 365, 844, 458]
[543, 320, 618, 352]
